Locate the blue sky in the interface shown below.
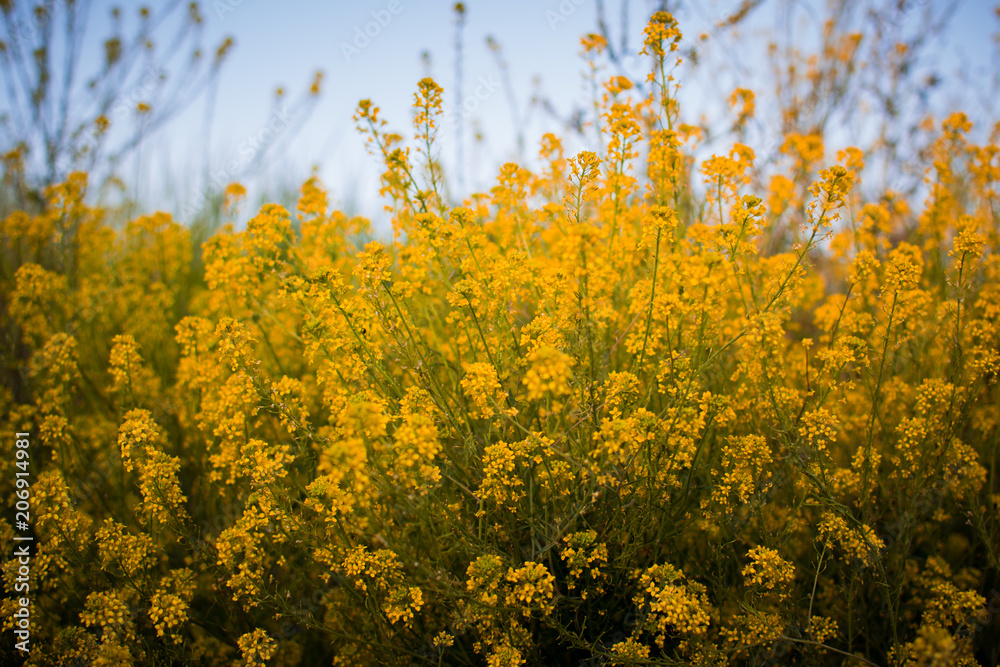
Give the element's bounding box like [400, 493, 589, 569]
[5, 0, 996, 229]
[165, 0, 637, 220]
[189, 0, 995, 227]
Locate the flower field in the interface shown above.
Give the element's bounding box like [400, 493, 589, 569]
[2, 9, 999, 667]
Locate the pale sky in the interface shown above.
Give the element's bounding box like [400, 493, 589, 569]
[5, 0, 996, 230]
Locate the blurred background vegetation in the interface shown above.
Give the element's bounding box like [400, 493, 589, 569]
[1, 0, 996, 235]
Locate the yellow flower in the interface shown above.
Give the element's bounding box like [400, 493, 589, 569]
[223, 182, 247, 214]
[238, 629, 277, 667]
[148, 569, 195, 638]
[634, 563, 712, 644]
[80, 590, 132, 638]
[742, 545, 795, 595]
[729, 87, 756, 128]
[817, 512, 884, 569]
[780, 132, 824, 171]
[505, 561, 555, 616]
[522, 345, 573, 401]
[641, 11, 682, 57]
[580, 32, 608, 54]
[461, 361, 507, 418]
[611, 637, 651, 663]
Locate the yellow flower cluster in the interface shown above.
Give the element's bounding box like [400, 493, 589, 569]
[522, 345, 573, 404]
[561, 530, 608, 596]
[148, 569, 195, 638]
[340, 546, 424, 626]
[710, 434, 773, 512]
[80, 590, 132, 639]
[461, 361, 512, 419]
[392, 411, 442, 490]
[741, 546, 794, 596]
[95, 520, 155, 580]
[505, 561, 556, 617]
[817, 512, 884, 569]
[1, 8, 998, 665]
[238, 628, 277, 667]
[634, 563, 712, 645]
